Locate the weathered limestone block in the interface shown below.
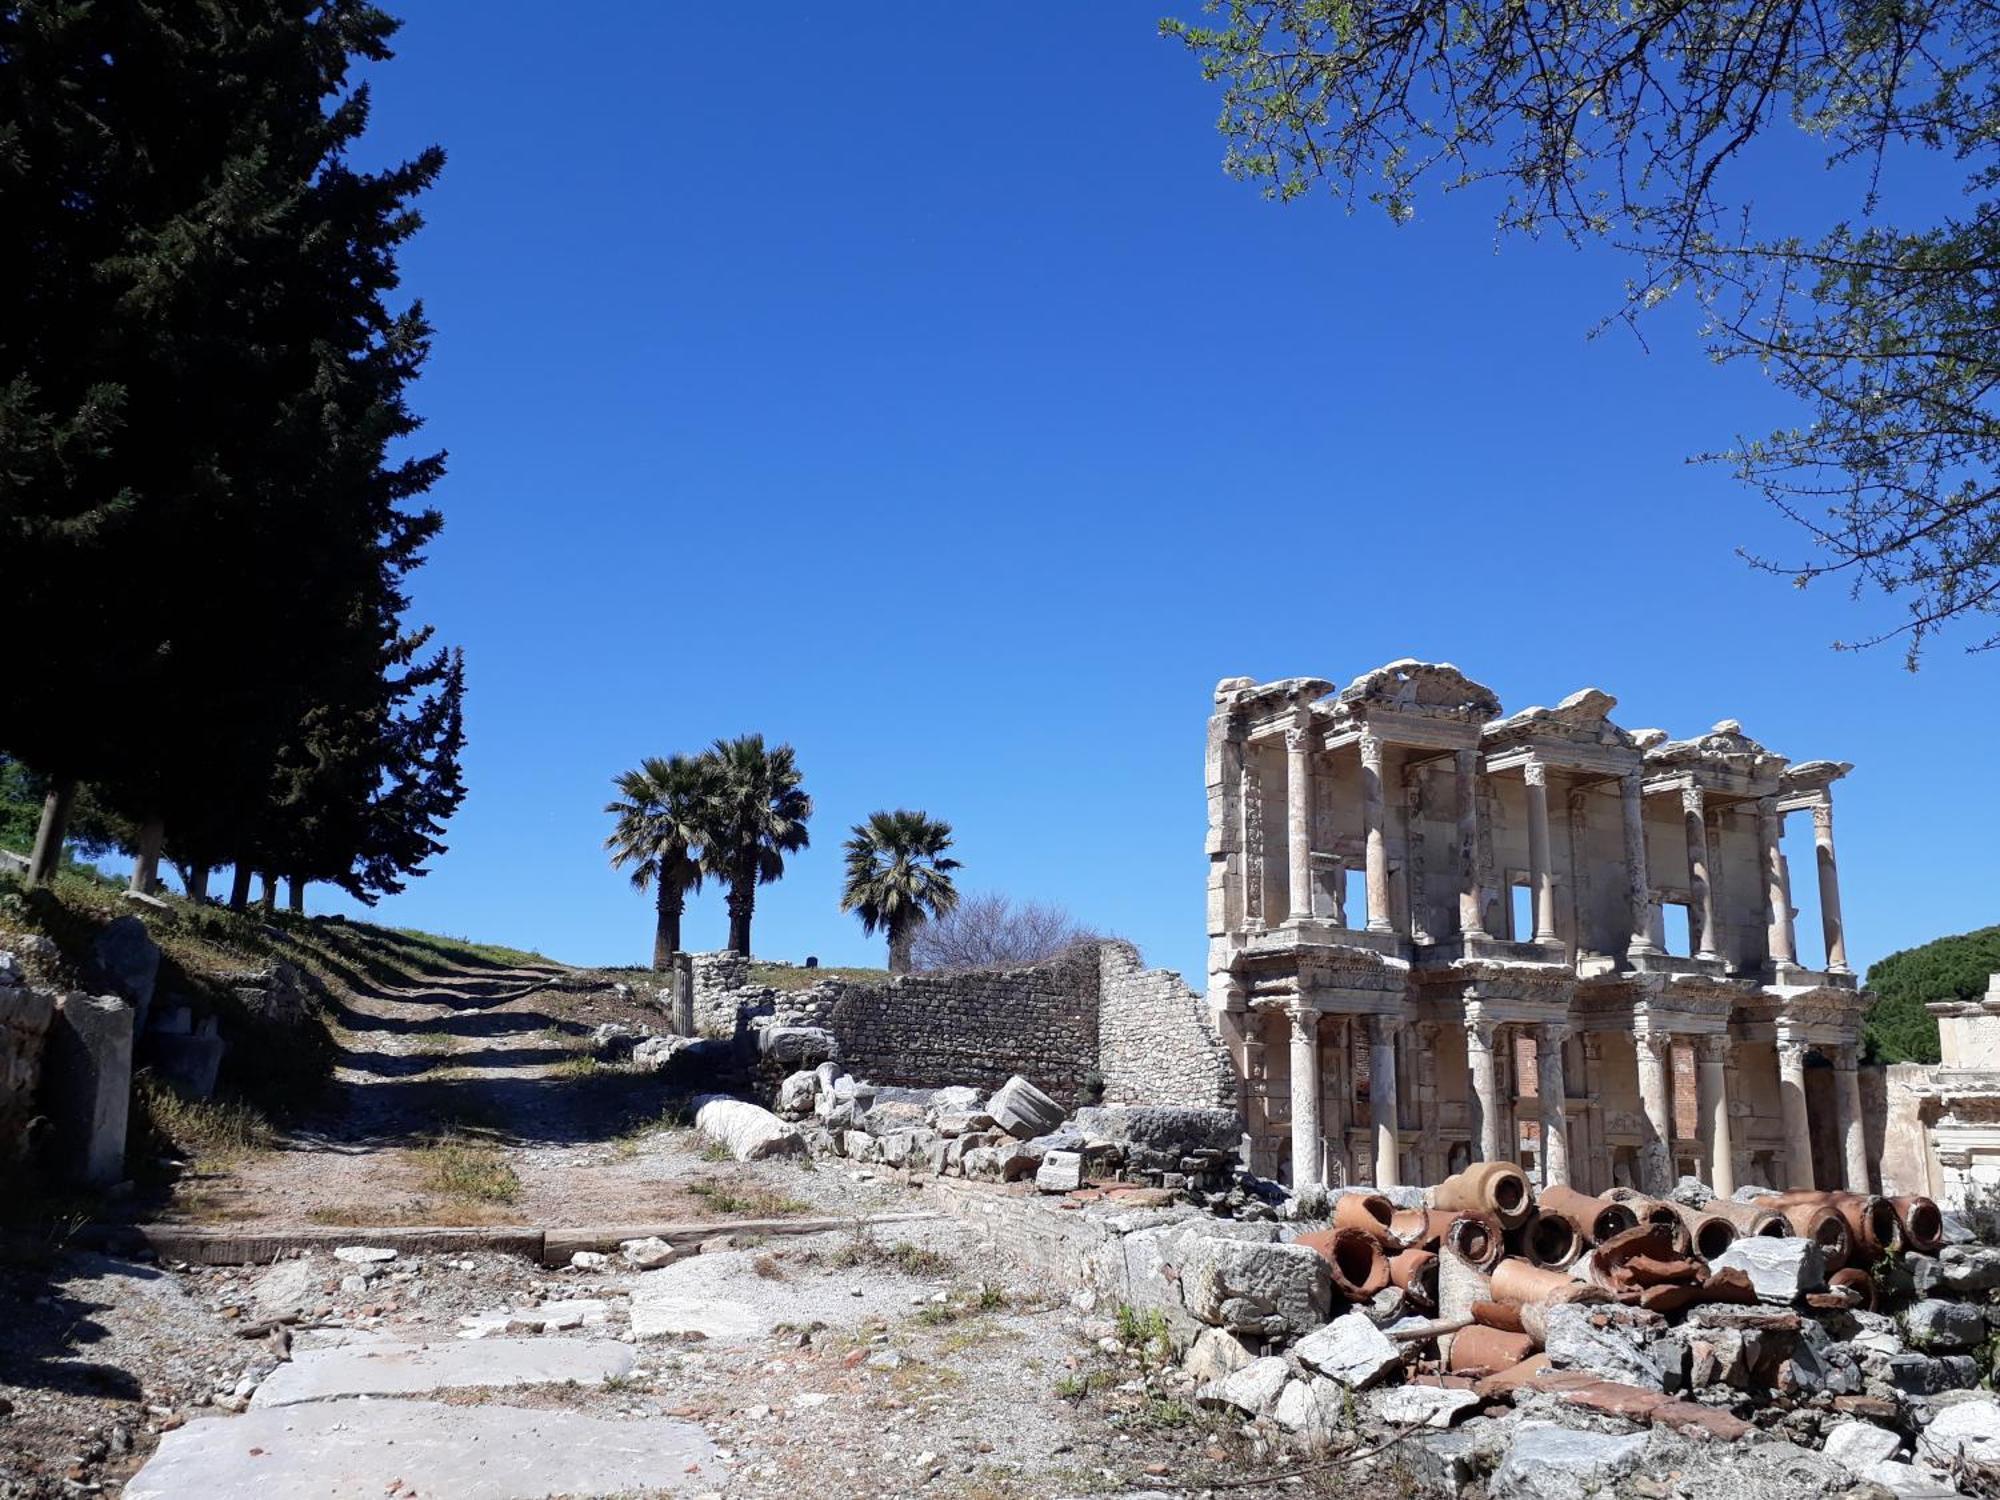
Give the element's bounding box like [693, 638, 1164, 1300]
[776, 1071, 818, 1119]
[1488, 1422, 1648, 1500]
[1293, 1310, 1400, 1390]
[1915, 1394, 2000, 1468]
[1, 984, 55, 1158]
[1071, 1105, 1240, 1153]
[1179, 1238, 1330, 1336]
[1710, 1236, 1826, 1304]
[1541, 1303, 1668, 1390]
[1903, 1298, 1989, 1351]
[89, 917, 160, 1034]
[1195, 1354, 1289, 1415]
[41, 993, 134, 1185]
[989, 1075, 1064, 1138]
[1036, 1150, 1083, 1193]
[691, 1095, 804, 1161]
[1822, 1420, 1902, 1472]
[756, 1026, 838, 1070]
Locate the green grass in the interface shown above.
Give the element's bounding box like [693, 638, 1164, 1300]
[413, 1133, 521, 1204]
[685, 1180, 811, 1217]
[131, 1074, 274, 1165]
[747, 962, 890, 992]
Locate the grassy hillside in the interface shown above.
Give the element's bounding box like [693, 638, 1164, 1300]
[1865, 924, 2000, 1064]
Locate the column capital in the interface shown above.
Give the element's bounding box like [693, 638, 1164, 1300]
[1680, 784, 1705, 816]
[1366, 1012, 1403, 1046]
[1775, 1036, 1811, 1066]
[1463, 1008, 1498, 1050]
[1286, 1003, 1320, 1039]
[1636, 1028, 1674, 1061]
[1811, 801, 1835, 835]
[1358, 728, 1385, 769]
[1537, 1018, 1571, 1046]
[1284, 723, 1317, 755]
[1523, 759, 1548, 789]
[1832, 1040, 1859, 1072]
[1697, 1033, 1733, 1064]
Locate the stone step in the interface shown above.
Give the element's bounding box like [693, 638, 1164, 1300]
[251, 1337, 634, 1407]
[125, 1398, 718, 1499]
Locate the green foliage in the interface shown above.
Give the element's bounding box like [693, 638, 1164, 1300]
[1865, 925, 2000, 1063]
[1164, 1, 2000, 662]
[701, 735, 812, 957]
[840, 809, 961, 972]
[605, 753, 718, 968]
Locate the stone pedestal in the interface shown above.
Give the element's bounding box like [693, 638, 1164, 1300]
[43, 993, 134, 1186]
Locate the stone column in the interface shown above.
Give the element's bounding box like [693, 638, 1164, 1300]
[1360, 731, 1393, 934]
[1537, 1022, 1571, 1187]
[1523, 762, 1559, 943]
[1835, 1042, 1869, 1191]
[1813, 803, 1850, 974]
[1368, 1013, 1401, 1187]
[1285, 724, 1315, 924]
[1579, 1033, 1607, 1194]
[1759, 799, 1797, 968]
[1327, 1016, 1352, 1185]
[1635, 1029, 1674, 1195]
[1415, 1021, 1445, 1182]
[1620, 773, 1657, 957]
[1776, 1038, 1817, 1190]
[1697, 1034, 1736, 1196]
[1289, 1006, 1322, 1192]
[1464, 1005, 1502, 1162]
[1456, 749, 1485, 938]
[1682, 785, 1721, 960]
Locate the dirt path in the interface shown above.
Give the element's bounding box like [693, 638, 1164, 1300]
[171, 958, 908, 1232]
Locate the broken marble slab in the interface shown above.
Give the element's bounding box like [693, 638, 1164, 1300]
[249, 1337, 635, 1407]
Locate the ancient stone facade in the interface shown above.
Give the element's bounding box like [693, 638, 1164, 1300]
[1206, 660, 1872, 1198]
[688, 943, 1234, 1111]
[1877, 973, 2000, 1222]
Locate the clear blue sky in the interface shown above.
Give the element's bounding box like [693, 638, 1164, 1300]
[305, 4, 1997, 985]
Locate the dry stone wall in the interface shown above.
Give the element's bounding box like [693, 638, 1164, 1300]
[1096, 941, 1236, 1109]
[685, 941, 1236, 1112]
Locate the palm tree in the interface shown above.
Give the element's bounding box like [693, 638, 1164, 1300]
[841, 809, 961, 974]
[604, 753, 715, 970]
[699, 734, 811, 957]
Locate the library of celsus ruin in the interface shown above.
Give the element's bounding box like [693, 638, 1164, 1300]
[1205, 660, 1873, 1199]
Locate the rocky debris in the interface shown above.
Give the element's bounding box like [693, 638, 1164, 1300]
[1488, 1420, 1649, 1500]
[1196, 1354, 1289, 1416]
[619, 1236, 681, 1270]
[989, 1074, 1065, 1138]
[693, 1094, 805, 1161]
[1181, 1326, 1255, 1381]
[1179, 1238, 1330, 1336]
[1914, 1392, 2000, 1468]
[1711, 1233, 1827, 1303]
[1902, 1296, 1988, 1351]
[1292, 1310, 1401, 1390]
[1822, 1418, 1904, 1470]
[1370, 1382, 1480, 1428]
[1539, 1302, 1667, 1389]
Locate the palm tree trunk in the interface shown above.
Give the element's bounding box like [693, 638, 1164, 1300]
[186, 863, 211, 903]
[228, 863, 253, 910]
[25, 777, 77, 887]
[889, 919, 916, 975]
[287, 876, 304, 914]
[258, 872, 277, 913]
[652, 883, 682, 971]
[727, 869, 753, 956]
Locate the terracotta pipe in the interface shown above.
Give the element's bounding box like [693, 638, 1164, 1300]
[1393, 1207, 1448, 1249]
[1701, 1198, 1788, 1239]
[1754, 1198, 1853, 1273]
[1489, 1257, 1606, 1308]
[1332, 1191, 1399, 1247]
[1446, 1323, 1539, 1372]
[1521, 1209, 1582, 1270]
[1891, 1195, 1945, 1255]
[1666, 1200, 1738, 1261]
[1829, 1266, 1878, 1312]
[1388, 1246, 1439, 1314]
[1536, 1185, 1639, 1246]
[1442, 1211, 1506, 1272]
[1432, 1161, 1533, 1230]
[1575, 1225, 1688, 1292]
[1470, 1299, 1526, 1333]
[1296, 1226, 1391, 1300]
[1604, 1189, 1692, 1253]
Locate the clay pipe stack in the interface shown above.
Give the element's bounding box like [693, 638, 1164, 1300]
[1295, 1226, 1391, 1301]
[1535, 1185, 1639, 1246]
[1432, 1161, 1533, 1231]
[1603, 1189, 1693, 1254]
[1442, 1210, 1507, 1273]
[1700, 1199, 1789, 1240]
[1665, 1200, 1739, 1261]
[1891, 1194, 1945, 1255]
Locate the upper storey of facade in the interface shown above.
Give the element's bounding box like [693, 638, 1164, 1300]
[1205, 659, 1855, 991]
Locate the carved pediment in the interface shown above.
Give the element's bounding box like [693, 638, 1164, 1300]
[1214, 675, 1337, 713]
[1485, 687, 1636, 751]
[1780, 759, 1853, 796]
[1644, 720, 1787, 779]
[1337, 659, 1501, 722]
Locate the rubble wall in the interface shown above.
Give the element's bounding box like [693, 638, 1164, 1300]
[810, 948, 1102, 1104]
[1095, 942, 1235, 1109]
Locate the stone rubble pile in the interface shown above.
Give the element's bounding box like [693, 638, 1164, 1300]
[1109, 1167, 2000, 1497]
[770, 1066, 1264, 1213]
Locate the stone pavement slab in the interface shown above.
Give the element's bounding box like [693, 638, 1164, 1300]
[250, 1336, 635, 1407]
[124, 1398, 718, 1499]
